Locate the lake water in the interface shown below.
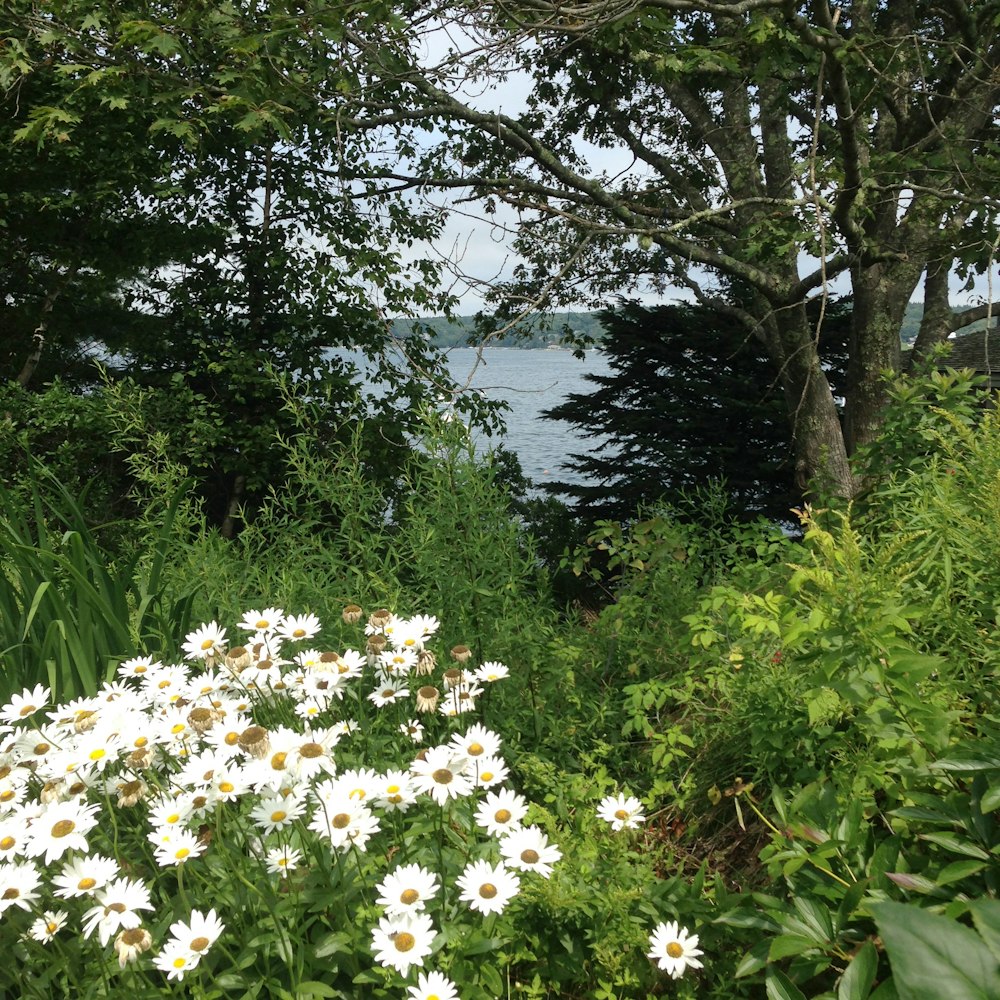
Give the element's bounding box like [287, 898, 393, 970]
[440, 347, 611, 487]
[328, 346, 611, 489]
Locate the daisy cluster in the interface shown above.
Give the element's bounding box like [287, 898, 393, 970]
[0, 606, 566, 994]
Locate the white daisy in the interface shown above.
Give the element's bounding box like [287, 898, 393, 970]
[0, 684, 51, 724]
[370, 911, 436, 977]
[239, 608, 285, 633]
[265, 845, 302, 877]
[474, 788, 529, 838]
[647, 921, 704, 979]
[500, 825, 562, 878]
[597, 792, 646, 831]
[407, 971, 459, 1000]
[0, 860, 42, 914]
[168, 908, 225, 956]
[29, 908, 69, 943]
[456, 859, 520, 916]
[278, 613, 321, 642]
[52, 852, 119, 898]
[26, 799, 101, 864]
[182, 622, 227, 661]
[410, 746, 473, 806]
[375, 863, 440, 916]
[81, 877, 153, 946]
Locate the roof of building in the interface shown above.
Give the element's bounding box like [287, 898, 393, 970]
[944, 330, 1000, 372]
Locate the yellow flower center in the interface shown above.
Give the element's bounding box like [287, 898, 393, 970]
[468, 742, 484, 755]
[271, 752, 287, 770]
[19, 704, 36, 717]
[171, 723, 185, 735]
[134, 736, 148, 748]
[106, 902, 127, 914]
[495, 809, 511, 823]
[393, 932, 415, 952]
[0, 791, 13, 802]
[666, 941, 684, 959]
[299, 742, 323, 758]
[158, 679, 171, 689]
[34, 743, 50, 754]
[400, 888, 420, 905]
[167, 813, 180, 824]
[78, 877, 97, 890]
[255, 619, 269, 629]
[386, 784, 400, 794]
[200, 639, 214, 651]
[89, 748, 106, 760]
[480, 771, 494, 782]
[270, 810, 287, 823]
[134, 665, 147, 674]
[51, 819, 75, 838]
[479, 883, 497, 899]
[332, 813, 351, 829]
[175, 847, 190, 859]
[191, 935, 210, 952]
[0, 837, 13, 850]
[292, 628, 306, 638]
[46, 921, 58, 933]
[614, 809, 629, 820]
[219, 781, 234, 793]
[173, 956, 188, 969]
[225, 732, 239, 746]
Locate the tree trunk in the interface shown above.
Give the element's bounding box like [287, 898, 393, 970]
[844, 259, 920, 454]
[766, 303, 855, 499]
[220, 474, 247, 540]
[910, 259, 954, 365]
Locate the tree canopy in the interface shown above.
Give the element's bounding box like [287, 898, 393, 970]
[4, 0, 1000, 502]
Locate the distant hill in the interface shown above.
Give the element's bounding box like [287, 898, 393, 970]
[393, 302, 992, 349]
[390, 311, 606, 348]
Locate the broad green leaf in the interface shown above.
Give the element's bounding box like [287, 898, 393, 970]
[919, 832, 990, 860]
[769, 934, 819, 960]
[838, 941, 878, 1000]
[969, 900, 1000, 963]
[766, 968, 809, 1000]
[872, 901, 1000, 1000]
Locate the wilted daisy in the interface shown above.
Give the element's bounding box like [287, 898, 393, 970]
[500, 825, 562, 878]
[475, 788, 529, 838]
[370, 911, 436, 976]
[182, 621, 227, 661]
[598, 792, 646, 831]
[407, 970, 459, 1000]
[456, 859, 520, 916]
[647, 921, 704, 979]
[410, 746, 473, 806]
[29, 909, 69, 943]
[376, 863, 440, 916]
[1, 684, 51, 724]
[114, 927, 153, 968]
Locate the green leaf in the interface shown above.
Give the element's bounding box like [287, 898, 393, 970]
[766, 967, 809, 1000]
[969, 900, 1000, 963]
[935, 860, 988, 886]
[769, 934, 819, 960]
[838, 941, 878, 1000]
[918, 832, 990, 859]
[293, 983, 338, 998]
[872, 901, 1000, 1000]
[980, 783, 1000, 814]
[734, 940, 771, 978]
